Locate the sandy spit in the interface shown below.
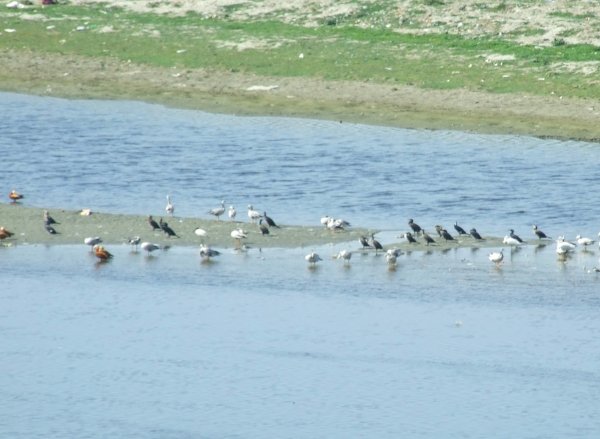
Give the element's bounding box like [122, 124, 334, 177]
[0, 203, 525, 254]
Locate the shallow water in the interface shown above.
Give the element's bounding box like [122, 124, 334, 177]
[2, 92, 600, 438]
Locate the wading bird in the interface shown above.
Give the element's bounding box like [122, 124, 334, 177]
[337, 249, 352, 265]
[84, 237, 102, 251]
[489, 249, 504, 267]
[141, 242, 160, 255]
[305, 251, 322, 266]
[93, 245, 113, 261]
[532, 225, 551, 240]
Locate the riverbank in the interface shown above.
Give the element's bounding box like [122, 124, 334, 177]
[0, 203, 512, 251]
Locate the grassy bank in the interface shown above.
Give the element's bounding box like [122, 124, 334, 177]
[2, 3, 600, 99]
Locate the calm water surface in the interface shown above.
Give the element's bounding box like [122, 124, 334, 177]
[2, 93, 600, 438]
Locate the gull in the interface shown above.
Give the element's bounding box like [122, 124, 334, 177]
[141, 242, 160, 255]
[337, 249, 352, 265]
[247, 205, 262, 223]
[9, 190, 24, 202]
[556, 236, 577, 254]
[503, 236, 522, 246]
[408, 219, 422, 235]
[44, 211, 59, 225]
[263, 212, 280, 228]
[200, 244, 221, 261]
[489, 249, 504, 267]
[320, 216, 330, 228]
[576, 235, 595, 249]
[327, 218, 345, 233]
[84, 237, 102, 251]
[127, 236, 141, 250]
[166, 195, 174, 216]
[93, 245, 113, 261]
[386, 248, 402, 265]
[148, 215, 161, 231]
[194, 228, 209, 240]
[207, 200, 226, 221]
[231, 229, 247, 245]
[470, 228, 485, 241]
[228, 206, 236, 222]
[258, 219, 270, 236]
[305, 251, 322, 266]
[454, 221, 468, 235]
[533, 225, 551, 240]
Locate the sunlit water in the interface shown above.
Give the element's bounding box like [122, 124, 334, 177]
[2, 92, 600, 438]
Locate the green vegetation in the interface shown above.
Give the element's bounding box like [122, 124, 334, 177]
[1, 4, 599, 99]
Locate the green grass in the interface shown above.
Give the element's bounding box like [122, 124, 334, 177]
[1, 5, 599, 99]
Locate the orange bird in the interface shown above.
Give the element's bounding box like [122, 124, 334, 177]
[0, 227, 14, 240]
[93, 244, 113, 261]
[9, 190, 24, 202]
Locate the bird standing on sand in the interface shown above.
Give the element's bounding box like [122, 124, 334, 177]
[229, 206, 236, 222]
[9, 190, 24, 202]
[207, 200, 226, 221]
[231, 229, 247, 245]
[160, 218, 179, 238]
[532, 225, 551, 240]
[141, 242, 160, 255]
[489, 249, 504, 267]
[259, 219, 270, 236]
[321, 216, 330, 228]
[44, 224, 59, 234]
[0, 227, 15, 240]
[305, 251, 322, 266]
[337, 249, 352, 265]
[84, 237, 102, 251]
[454, 221, 468, 236]
[194, 228, 209, 240]
[509, 229, 525, 243]
[44, 211, 59, 225]
[435, 225, 444, 237]
[371, 235, 383, 254]
[148, 215, 161, 231]
[470, 228, 485, 241]
[247, 205, 262, 224]
[422, 230, 436, 246]
[441, 229, 455, 242]
[166, 195, 174, 216]
[408, 219, 422, 235]
[263, 212, 280, 228]
[93, 245, 113, 261]
[403, 232, 418, 244]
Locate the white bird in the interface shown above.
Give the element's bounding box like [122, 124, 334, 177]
[207, 200, 226, 221]
[194, 228, 209, 239]
[228, 206, 236, 222]
[231, 229, 247, 245]
[503, 236, 522, 246]
[141, 242, 161, 255]
[166, 195, 174, 216]
[127, 236, 141, 250]
[556, 236, 577, 254]
[200, 244, 221, 260]
[386, 253, 397, 265]
[387, 248, 403, 258]
[576, 235, 595, 249]
[489, 249, 504, 267]
[305, 251, 322, 266]
[320, 216, 330, 227]
[337, 249, 352, 265]
[84, 237, 102, 251]
[247, 205, 262, 223]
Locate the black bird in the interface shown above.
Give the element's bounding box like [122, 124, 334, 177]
[532, 225, 551, 240]
[470, 228, 485, 241]
[509, 229, 525, 243]
[408, 219, 422, 235]
[404, 232, 418, 244]
[454, 221, 468, 235]
[44, 224, 59, 234]
[259, 219, 270, 236]
[371, 234, 383, 254]
[434, 225, 444, 237]
[441, 229, 455, 242]
[160, 219, 179, 238]
[422, 230, 436, 246]
[44, 210, 59, 225]
[359, 236, 371, 249]
[148, 215, 161, 231]
[263, 212, 280, 228]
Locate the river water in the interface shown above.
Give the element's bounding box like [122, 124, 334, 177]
[2, 92, 600, 438]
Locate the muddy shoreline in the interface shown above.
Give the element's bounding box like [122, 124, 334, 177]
[1, 51, 600, 142]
